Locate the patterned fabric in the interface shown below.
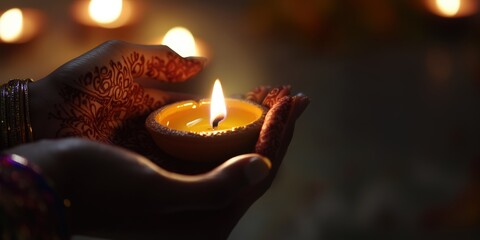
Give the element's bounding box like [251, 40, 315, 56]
[0, 154, 68, 239]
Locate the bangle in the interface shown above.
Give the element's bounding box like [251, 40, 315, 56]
[0, 154, 69, 239]
[0, 79, 34, 149]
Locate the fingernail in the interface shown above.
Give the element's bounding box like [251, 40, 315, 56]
[186, 56, 208, 66]
[244, 156, 271, 185]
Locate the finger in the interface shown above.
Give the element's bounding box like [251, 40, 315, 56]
[185, 56, 208, 65]
[291, 93, 310, 120]
[261, 85, 291, 108]
[245, 86, 272, 104]
[83, 40, 208, 84]
[244, 85, 292, 107]
[256, 96, 292, 167]
[155, 154, 271, 210]
[275, 94, 310, 161]
[124, 43, 207, 83]
[255, 94, 309, 173]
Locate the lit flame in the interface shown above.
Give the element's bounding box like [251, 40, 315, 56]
[162, 26, 198, 57]
[88, 0, 123, 24]
[210, 79, 227, 128]
[435, 0, 461, 16]
[0, 8, 23, 43]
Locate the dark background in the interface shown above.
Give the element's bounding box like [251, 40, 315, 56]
[1, 0, 480, 239]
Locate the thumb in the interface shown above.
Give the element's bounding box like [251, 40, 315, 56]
[210, 153, 272, 187]
[168, 154, 271, 209]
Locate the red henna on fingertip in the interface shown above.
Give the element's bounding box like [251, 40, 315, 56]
[255, 96, 292, 163]
[245, 86, 271, 104]
[291, 94, 310, 120]
[262, 85, 291, 108]
[146, 52, 204, 82]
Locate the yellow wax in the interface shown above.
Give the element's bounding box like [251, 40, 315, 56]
[156, 99, 263, 133]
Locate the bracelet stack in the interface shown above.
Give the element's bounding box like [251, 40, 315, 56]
[0, 79, 34, 149]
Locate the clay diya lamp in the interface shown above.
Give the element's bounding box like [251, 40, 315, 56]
[146, 79, 266, 162]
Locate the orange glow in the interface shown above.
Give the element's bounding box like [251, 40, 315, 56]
[0, 8, 23, 43]
[210, 79, 227, 128]
[0, 8, 43, 44]
[425, 0, 478, 17]
[72, 0, 135, 28]
[162, 27, 199, 57]
[436, 0, 461, 16]
[88, 0, 123, 24]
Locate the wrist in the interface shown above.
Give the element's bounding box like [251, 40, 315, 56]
[28, 78, 53, 140]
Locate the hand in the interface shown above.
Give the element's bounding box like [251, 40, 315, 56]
[211, 85, 309, 235]
[29, 40, 208, 171]
[24, 40, 310, 238]
[6, 138, 272, 239]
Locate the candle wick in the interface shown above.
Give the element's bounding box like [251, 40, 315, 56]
[212, 115, 224, 129]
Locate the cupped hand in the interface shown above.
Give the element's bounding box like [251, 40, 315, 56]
[6, 138, 272, 239]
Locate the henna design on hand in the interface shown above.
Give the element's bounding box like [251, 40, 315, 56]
[256, 96, 292, 162]
[48, 51, 204, 170]
[253, 87, 309, 170]
[245, 86, 272, 104]
[261, 85, 291, 108]
[146, 52, 202, 81]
